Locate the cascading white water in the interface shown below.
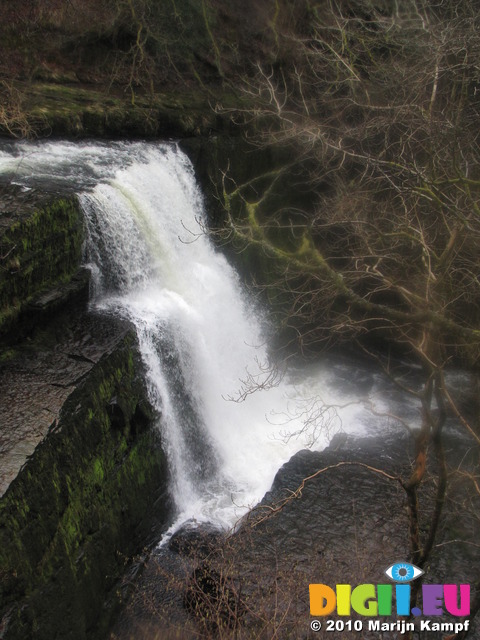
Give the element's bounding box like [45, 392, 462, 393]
[78, 143, 343, 528]
[0, 140, 409, 530]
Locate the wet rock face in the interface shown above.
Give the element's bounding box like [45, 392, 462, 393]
[111, 433, 480, 640]
[168, 520, 223, 558]
[221, 434, 479, 639]
[0, 183, 173, 640]
[0, 331, 171, 640]
[218, 436, 412, 639]
[0, 308, 131, 498]
[249, 435, 411, 561]
[0, 189, 85, 343]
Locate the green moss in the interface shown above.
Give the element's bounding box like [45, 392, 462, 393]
[0, 334, 169, 640]
[92, 459, 105, 486]
[9, 80, 223, 138]
[0, 195, 84, 340]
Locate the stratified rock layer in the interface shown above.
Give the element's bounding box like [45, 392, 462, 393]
[0, 191, 171, 640]
[0, 330, 170, 640]
[0, 187, 85, 343]
[110, 433, 480, 640]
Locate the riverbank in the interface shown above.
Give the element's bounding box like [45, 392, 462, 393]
[109, 430, 480, 639]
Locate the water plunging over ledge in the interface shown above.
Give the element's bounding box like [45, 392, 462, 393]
[0, 141, 408, 532]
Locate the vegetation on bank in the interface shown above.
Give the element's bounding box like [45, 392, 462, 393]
[215, 2, 480, 630]
[215, 3, 480, 633]
[0, 0, 296, 137]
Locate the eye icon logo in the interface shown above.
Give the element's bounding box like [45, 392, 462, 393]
[385, 562, 424, 582]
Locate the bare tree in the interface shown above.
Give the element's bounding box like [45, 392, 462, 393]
[0, 81, 43, 138]
[217, 0, 480, 609]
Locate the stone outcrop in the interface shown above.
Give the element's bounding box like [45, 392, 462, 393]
[0, 326, 170, 640]
[109, 433, 480, 640]
[0, 191, 171, 640]
[0, 187, 86, 343]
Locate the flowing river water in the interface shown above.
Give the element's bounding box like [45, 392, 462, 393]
[0, 140, 421, 534]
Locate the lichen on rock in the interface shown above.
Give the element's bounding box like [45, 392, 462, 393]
[0, 331, 170, 640]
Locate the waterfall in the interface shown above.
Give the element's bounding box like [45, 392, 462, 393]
[78, 142, 338, 528]
[0, 140, 390, 531]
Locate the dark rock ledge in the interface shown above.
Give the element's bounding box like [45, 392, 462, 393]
[0, 325, 171, 640]
[110, 433, 480, 640]
[0, 190, 171, 640]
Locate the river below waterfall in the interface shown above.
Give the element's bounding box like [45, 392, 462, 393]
[0, 140, 426, 533]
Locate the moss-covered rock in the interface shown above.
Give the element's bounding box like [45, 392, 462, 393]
[3, 82, 227, 139]
[0, 193, 85, 342]
[0, 332, 170, 640]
